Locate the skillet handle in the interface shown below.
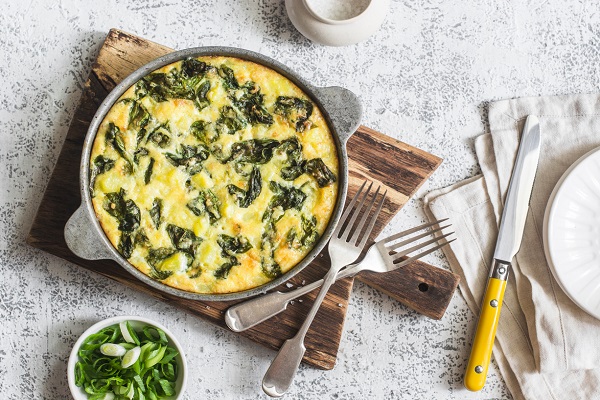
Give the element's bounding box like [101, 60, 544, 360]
[312, 86, 362, 144]
[64, 205, 116, 260]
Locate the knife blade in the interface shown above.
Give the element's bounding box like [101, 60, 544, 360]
[464, 115, 541, 391]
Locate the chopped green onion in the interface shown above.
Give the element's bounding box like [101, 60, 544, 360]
[75, 322, 180, 399]
[100, 343, 127, 357]
[120, 321, 140, 345]
[142, 326, 168, 345]
[144, 344, 167, 369]
[133, 375, 146, 392]
[158, 379, 175, 396]
[122, 346, 141, 368]
[114, 381, 135, 399]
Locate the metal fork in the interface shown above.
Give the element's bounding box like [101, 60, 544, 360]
[262, 181, 385, 397]
[225, 219, 454, 332]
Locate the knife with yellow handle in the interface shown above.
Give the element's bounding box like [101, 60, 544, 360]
[464, 115, 541, 391]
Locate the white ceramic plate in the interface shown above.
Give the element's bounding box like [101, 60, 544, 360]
[543, 147, 600, 320]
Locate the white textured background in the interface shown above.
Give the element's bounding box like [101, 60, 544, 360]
[1, 0, 599, 399]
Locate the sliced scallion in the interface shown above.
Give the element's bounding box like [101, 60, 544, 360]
[74, 322, 180, 399]
[122, 346, 141, 368]
[100, 343, 127, 357]
[120, 321, 140, 345]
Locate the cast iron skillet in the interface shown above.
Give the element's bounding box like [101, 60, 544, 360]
[64, 47, 362, 301]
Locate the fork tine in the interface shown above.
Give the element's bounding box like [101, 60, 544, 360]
[339, 181, 373, 241]
[357, 188, 387, 248]
[382, 218, 449, 245]
[393, 239, 456, 267]
[385, 224, 451, 253]
[391, 231, 455, 260]
[334, 180, 368, 237]
[349, 185, 381, 245]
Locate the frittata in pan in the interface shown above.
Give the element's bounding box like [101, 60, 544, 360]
[89, 56, 338, 294]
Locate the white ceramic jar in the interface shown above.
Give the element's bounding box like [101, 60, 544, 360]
[285, 0, 390, 46]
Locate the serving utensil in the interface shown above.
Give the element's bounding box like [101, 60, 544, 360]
[262, 180, 385, 397]
[225, 219, 455, 332]
[464, 115, 541, 391]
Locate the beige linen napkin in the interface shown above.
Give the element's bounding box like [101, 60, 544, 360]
[425, 94, 600, 399]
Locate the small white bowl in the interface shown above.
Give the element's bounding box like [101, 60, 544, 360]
[68, 316, 188, 400]
[285, 0, 390, 46]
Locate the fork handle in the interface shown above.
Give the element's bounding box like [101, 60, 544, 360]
[263, 268, 340, 397]
[262, 333, 306, 397]
[225, 266, 356, 332]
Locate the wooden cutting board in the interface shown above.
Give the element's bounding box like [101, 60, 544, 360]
[27, 29, 459, 370]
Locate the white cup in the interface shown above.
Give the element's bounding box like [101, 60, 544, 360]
[285, 0, 390, 46]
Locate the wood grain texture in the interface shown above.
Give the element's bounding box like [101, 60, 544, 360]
[358, 261, 460, 320]
[27, 29, 459, 370]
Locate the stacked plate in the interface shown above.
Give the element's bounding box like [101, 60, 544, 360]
[544, 147, 600, 320]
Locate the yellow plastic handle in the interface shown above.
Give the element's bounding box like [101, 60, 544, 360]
[464, 277, 507, 391]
